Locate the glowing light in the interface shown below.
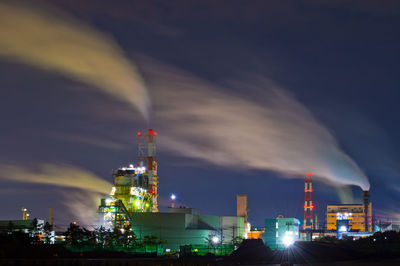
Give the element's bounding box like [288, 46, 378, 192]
[134, 200, 141, 207]
[337, 212, 352, 220]
[212, 236, 220, 244]
[170, 194, 176, 200]
[339, 225, 347, 232]
[105, 198, 112, 205]
[282, 234, 294, 247]
[137, 132, 141, 136]
[110, 187, 116, 196]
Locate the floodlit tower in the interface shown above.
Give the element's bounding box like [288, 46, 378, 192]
[22, 207, 28, 220]
[170, 194, 176, 208]
[303, 173, 314, 230]
[137, 129, 159, 212]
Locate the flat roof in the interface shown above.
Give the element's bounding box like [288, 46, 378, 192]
[327, 204, 363, 206]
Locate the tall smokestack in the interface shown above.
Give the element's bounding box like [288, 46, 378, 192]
[49, 206, 53, 225]
[363, 190, 370, 232]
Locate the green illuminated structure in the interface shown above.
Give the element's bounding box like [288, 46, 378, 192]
[131, 207, 245, 252]
[264, 217, 300, 249]
[98, 165, 154, 230]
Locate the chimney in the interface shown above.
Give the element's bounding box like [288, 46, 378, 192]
[363, 190, 370, 232]
[49, 206, 53, 225]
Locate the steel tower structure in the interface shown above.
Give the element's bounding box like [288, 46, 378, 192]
[137, 129, 159, 212]
[303, 173, 314, 230]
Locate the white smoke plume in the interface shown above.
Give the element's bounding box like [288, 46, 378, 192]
[0, 2, 150, 119]
[0, 164, 111, 226]
[0, 164, 111, 194]
[60, 190, 103, 228]
[142, 62, 370, 190]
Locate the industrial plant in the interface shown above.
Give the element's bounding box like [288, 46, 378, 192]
[0, 128, 397, 262]
[92, 129, 382, 253]
[98, 129, 159, 230]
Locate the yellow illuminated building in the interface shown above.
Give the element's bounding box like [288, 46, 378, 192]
[327, 204, 372, 232]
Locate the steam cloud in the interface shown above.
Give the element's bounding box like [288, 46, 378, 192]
[61, 190, 103, 227]
[142, 62, 370, 190]
[0, 2, 150, 119]
[0, 164, 111, 225]
[0, 164, 111, 194]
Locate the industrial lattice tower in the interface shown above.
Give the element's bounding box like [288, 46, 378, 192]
[303, 173, 314, 230]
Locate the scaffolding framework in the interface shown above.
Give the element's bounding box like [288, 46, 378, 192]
[98, 199, 134, 230]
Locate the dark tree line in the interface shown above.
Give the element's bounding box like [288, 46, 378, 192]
[1, 219, 164, 252]
[64, 223, 164, 250]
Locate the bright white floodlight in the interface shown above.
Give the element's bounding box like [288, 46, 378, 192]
[212, 236, 220, 244]
[170, 194, 176, 200]
[282, 235, 294, 248]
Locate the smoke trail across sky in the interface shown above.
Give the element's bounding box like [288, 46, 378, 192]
[0, 164, 111, 225]
[0, 164, 111, 194]
[0, 2, 150, 120]
[140, 61, 370, 190]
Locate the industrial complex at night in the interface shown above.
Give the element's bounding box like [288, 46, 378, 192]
[0, 128, 378, 255]
[0, 128, 397, 265]
[2, 0, 400, 264]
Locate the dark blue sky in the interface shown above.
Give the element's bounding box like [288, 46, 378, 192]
[1, 0, 400, 227]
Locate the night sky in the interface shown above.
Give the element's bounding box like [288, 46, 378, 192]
[1, 0, 400, 228]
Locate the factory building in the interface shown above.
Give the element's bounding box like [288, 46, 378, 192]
[131, 207, 245, 252]
[98, 129, 159, 230]
[326, 203, 372, 232]
[0, 219, 44, 234]
[264, 217, 300, 249]
[98, 129, 246, 253]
